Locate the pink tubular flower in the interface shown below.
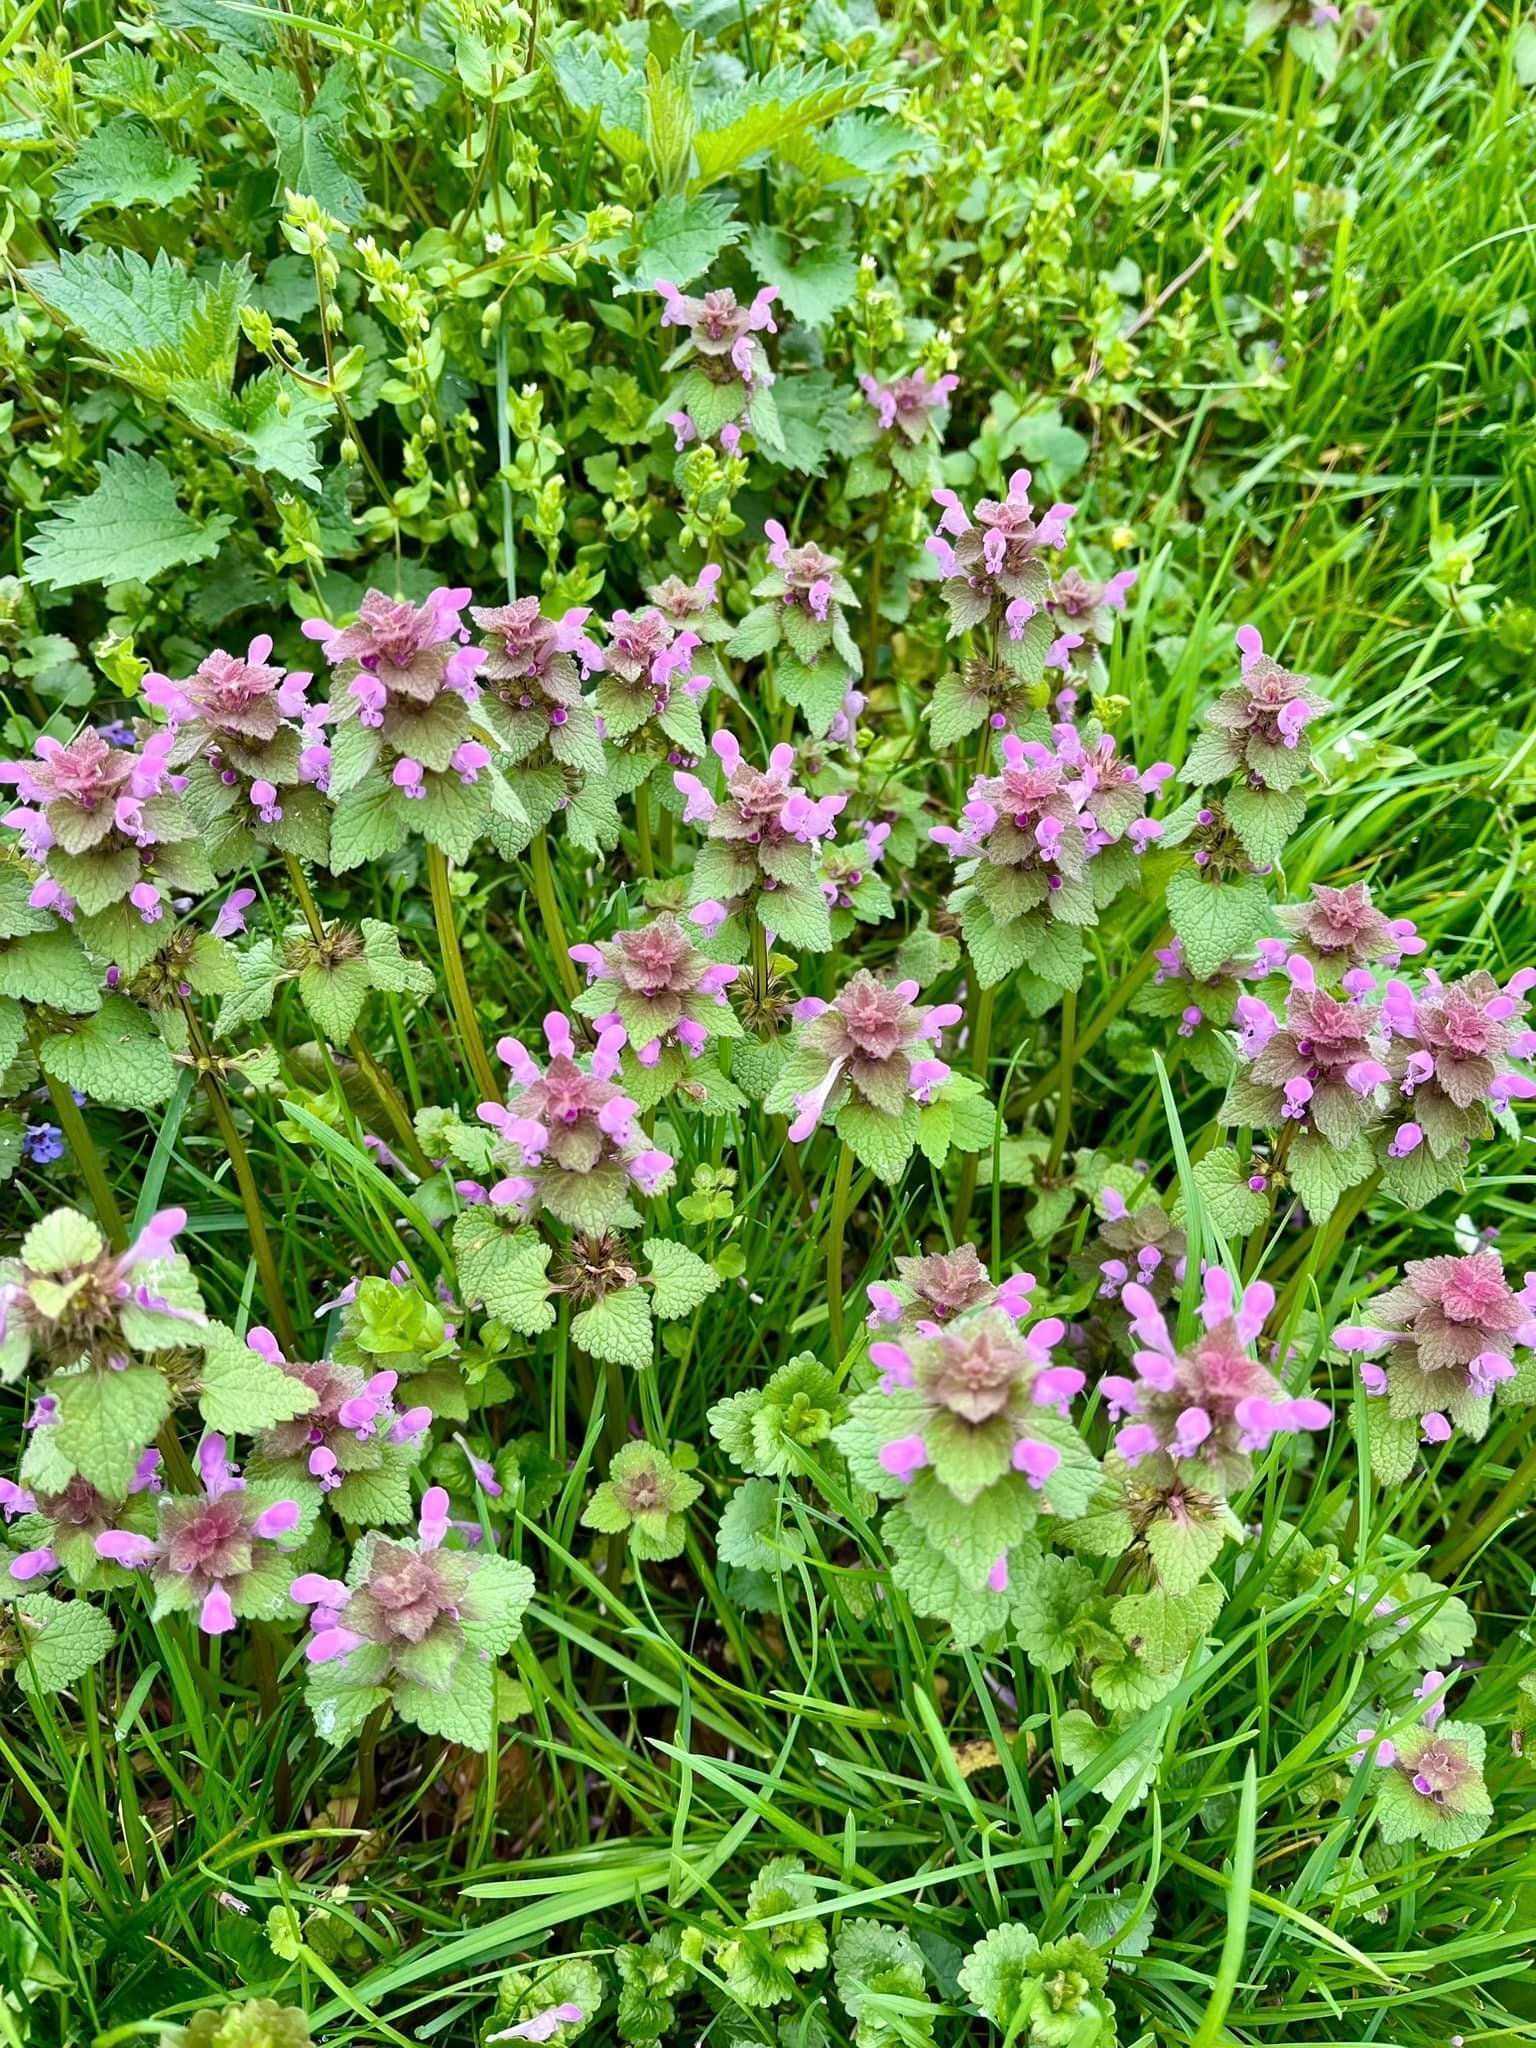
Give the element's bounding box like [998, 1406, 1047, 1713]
[848, 1304, 1087, 1512]
[569, 912, 741, 1066]
[865, 1244, 1036, 1340]
[775, 971, 959, 1152]
[679, 733, 847, 945]
[654, 279, 778, 387]
[926, 470, 1075, 638]
[1044, 566, 1139, 680]
[1334, 1249, 1535, 1443]
[94, 1434, 302, 1636]
[596, 607, 713, 750]
[858, 367, 958, 440]
[1108, 1267, 1330, 1489]
[478, 1014, 674, 1229]
[250, 1327, 427, 1492]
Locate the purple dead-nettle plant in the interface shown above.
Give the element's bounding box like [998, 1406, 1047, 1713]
[1336, 1249, 1536, 1452]
[926, 469, 1076, 641]
[594, 606, 714, 773]
[0, 1205, 202, 1382]
[677, 733, 848, 958]
[1229, 953, 1385, 1138]
[656, 278, 780, 448]
[1044, 566, 1139, 689]
[866, 1244, 1036, 1341]
[302, 587, 522, 866]
[95, 1432, 306, 1636]
[763, 972, 960, 1181]
[0, 725, 213, 957]
[290, 1485, 535, 1750]
[1082, 1183, 1189, 1313]
[3, 1453, 159, 1588]
[1104, 1267, 1330, 1491]
[1277, 881, 1424, 973]
[471, 598, 606, 793]
[1184, 625, 1330, 792]
[725, 521, 861, 743]
[244, 1326, 431, 1509]
[570, 913, 743, 1068]
[1377, 967, 1536, 1173]
[646, 560, 732, 682]
[933, 728, 1168, 990]
[858, 367, 958, 442]
[141, 634, 328, 870]
[476, 1013, 675, 1231]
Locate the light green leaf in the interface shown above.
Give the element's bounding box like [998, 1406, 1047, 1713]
[24, 452, 233, 593]
[453, 1215, 555, 1335]
[643, 1237, 722, 1319]
[572, 1286, 654, 1369]
[40, 997, 177, 1110]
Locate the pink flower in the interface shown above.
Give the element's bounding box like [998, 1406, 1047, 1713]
[858, 367, 958, 441]
[781, 971, 959, 1144]
[654, 279, 778, 387]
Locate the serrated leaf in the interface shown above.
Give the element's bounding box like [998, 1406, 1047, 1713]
[742, 221, 858, 327]
[1224, 783, 1306, 868]
[298, 957, 372, 1044]
[52, 115, 199, 229]
[643, 1237, 721, 1319]
[620, 191, 743, 292]
[360, 918, 434, 998]
[572, 1286, 654, 1369]
[716, 1478, 803, 1573]
[52, 1365, 171, 1496]
[1165, 864, 1271, 980]
[11, 1593, 115, 1694]
[453, 1215, 555, 1335]
[833, 1098, 916, 1183]
[24, 452, 233, 593]
[198, 1325, 316, 1434]
[40, 997, 176, 1110]
[1189, 1145, 1269, 1237]
[205, 54, 364, 220]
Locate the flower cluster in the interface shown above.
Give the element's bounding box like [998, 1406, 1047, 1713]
[1278, 881, 1423, 972]
[677, 732, 847, 953]
[570, 913, 742, 1071]
[726, 522, 862, 741]
[291, 1485, 534, 1747]
[656, 278, 778, 447]
[302, 587, 519, 867]
[476, 1014, 674, 1231]
[1336, 1249, 1536, 1448]
[143, 633, 329, 870]
[865, 1244, 1036, 1340]
[933, 728, 1168, 990]
[0, 725, 214, 966]
[245, 1326, 432, 1514]
[1380, 967, 1536, 1162]
[4, 1457, 159, 1589]
[765, 971, 960, 1178]
[94, 1432, 305, 1636]
[858, 367, 958, 442]
[1183, 625, 1330, 795]
[594, 605, 713, 768]
[0, 1204, 202, 1383]
[926, 469, 1075, 645]
[471, 598, 605, 839]
[1103, 1268, 1330, 1491]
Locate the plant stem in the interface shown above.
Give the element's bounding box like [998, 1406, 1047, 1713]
[283, 855, 432, 1173]
[356, 1700, 389, 1826]
[825, 1141, 855, 1364]
[529, 829, 579, 1005]
[1047, 989, 1078, 1174]
[750, 912, 771, 1014]
[634, 788, 655, 878]
[39, 1058, 127, 1250]
[183, 1007, 301, 1356]
[953, 980, 996, 1242]
[426, 843, 503, 1103]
